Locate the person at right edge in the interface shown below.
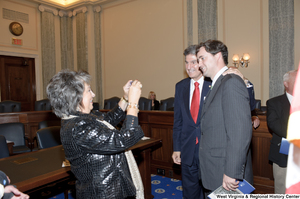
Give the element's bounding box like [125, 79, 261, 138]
[267, 69, 298, 194]
[196, 40, 253, 197]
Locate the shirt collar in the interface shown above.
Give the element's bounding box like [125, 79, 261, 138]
[212, 66, 228, 87]
[191, 75, 204, 85]
[286, 92, 293, 104]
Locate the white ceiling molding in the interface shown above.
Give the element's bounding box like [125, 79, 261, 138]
[26, 0, 117, 10]
[72, 6, 87, 16]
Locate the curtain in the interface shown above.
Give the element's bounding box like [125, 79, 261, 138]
[269, 0, 294, 98]
[41, 11, 56, 98]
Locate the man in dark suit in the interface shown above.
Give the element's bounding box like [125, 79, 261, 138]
[196, 40, 253, 195]
[172, 45, 211, 199]
[267, 69, 298, 194]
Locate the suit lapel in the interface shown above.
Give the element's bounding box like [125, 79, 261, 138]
[201, 75, 224, 118]
[183, 79, 191, 120]
[198, 79, 212, 122]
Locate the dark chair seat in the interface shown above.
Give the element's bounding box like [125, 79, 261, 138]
[104, 97, 120, 109]
[36, 126, 61, 149]
[160, 97, 175, 111]
[0, 135, 10, 159]
[35, 99, 52, 111]
[0, 100, 21, 113]
[0, 122, 31, 154]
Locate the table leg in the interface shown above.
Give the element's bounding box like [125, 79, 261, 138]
[136, 148, 154, 199]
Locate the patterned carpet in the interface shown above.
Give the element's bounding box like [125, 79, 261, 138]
[151, 174, 183, 199]
[48, 174, 183, 199]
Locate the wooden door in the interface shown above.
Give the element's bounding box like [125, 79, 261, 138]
[0, 55, 36, 111]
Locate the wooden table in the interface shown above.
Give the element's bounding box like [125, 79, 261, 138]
[0, 138, 162, 199]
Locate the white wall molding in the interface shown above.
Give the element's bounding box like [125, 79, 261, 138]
[39, 4, 58, 16]
[94, 5, 102, 13]
[73, 6, 87, 16]
[58, 10, 73, 17]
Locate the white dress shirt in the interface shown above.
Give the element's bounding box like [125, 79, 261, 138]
[189, 76, 204, 109]
[286, 92, 293, 104]
[212, 66, 228, 88]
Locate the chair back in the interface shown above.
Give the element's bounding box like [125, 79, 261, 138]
[36, 126, 61, 149]
[138, 97, 152, 110]
[38, 120, 61, 129]
[0, 135, 9, 159]
[0, 100, 21, 113]
[93, 102, 100, 110]
[0, 122, 26, 146]
[104, 97, 120, 109]
[35, 99, 51, 111]
[255, 99, 261, 110]
[160, 97, 175, 111]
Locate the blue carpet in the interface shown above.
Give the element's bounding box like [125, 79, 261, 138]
[48, 174, 182, 199]
[151, 174, 183, 199]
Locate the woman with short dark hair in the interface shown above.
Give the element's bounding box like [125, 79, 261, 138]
[47, 69, 144, 199]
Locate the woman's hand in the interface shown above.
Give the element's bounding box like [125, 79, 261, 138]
[123, 80, 133, 101]
[126, 80, 142, 116]
[119, 80, 142, 115]
[128, 80, 142, 104]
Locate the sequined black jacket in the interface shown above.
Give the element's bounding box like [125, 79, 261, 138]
[60, 106, 144, 199]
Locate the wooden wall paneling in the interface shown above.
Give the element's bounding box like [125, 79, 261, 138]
[0, 114, 20, 124]
[147, 111, 178, 179]
[148, 111, 174, 125]
[138, 111, 150, 137]
[140, 123, 150, 137]
[151, 125, 173, 163]
[252, 115, 274, 193]
[150, 124, 180, 179]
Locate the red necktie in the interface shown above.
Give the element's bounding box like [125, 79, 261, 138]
[191, 82, 200, 123]
[191, 82, 200, 144]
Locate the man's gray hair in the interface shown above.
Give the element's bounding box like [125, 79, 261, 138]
[46, 69, 91, 118]
[283, 69, 298, 83]
[183, 45, 198, 56]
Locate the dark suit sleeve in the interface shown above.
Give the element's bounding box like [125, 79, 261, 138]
[266, 98, 288, 138]
[222, 76, 252, 179]
[173, 83, 182, 152]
